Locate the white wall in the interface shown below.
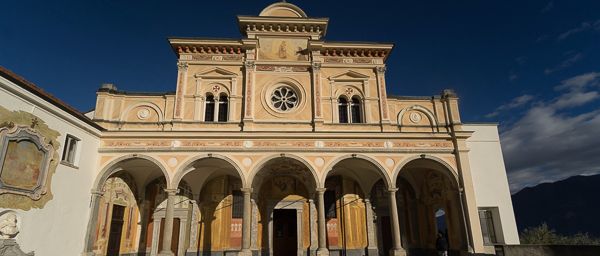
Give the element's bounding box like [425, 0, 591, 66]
[464, 124, 520, 245]
[0, 76, 101, 255]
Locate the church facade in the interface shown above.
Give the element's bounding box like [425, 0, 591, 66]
[0, 2, 518, 256]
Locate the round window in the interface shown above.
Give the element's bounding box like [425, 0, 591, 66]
[270, 86, 299, 112]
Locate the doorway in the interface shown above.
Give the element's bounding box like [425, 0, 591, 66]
[273, 209, 297, 256]
[107, 205, 125, 256]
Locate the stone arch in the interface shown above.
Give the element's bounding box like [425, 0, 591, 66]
[92, 154, 171, 192]
[248, 153, 319, 190]
[119, 102, 165, 123]
[322, 154, 392, 191]
[170, 153, 247, 189]
[393, 155, 468, 253]
[392, 154, 459, 186]
[397, 105, 438, 129]
[202, 81, 231, 96]
[333, 84, 365, 99]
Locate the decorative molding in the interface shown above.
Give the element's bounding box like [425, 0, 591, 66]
[255, 65, 309, 72]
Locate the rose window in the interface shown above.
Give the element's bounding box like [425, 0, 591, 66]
[270, 86, 298, 111]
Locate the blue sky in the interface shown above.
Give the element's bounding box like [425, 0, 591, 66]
[1, 0, 599, 192]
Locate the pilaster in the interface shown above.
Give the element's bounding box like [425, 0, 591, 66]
[375, 66, 391, 126]
[173, 62, 189, 121]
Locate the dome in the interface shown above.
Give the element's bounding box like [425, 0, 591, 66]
[259, 2, 307, 18]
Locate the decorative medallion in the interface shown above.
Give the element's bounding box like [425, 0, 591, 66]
[409, 112, 422, 123]
[270, 86, 298, 112]
[212, 85, 221, 93]
[167, 158, 178, 167]
[385, 158, 395, 168]
[137, 108, 150, 120]
[242, 157, 253, 167]
[314, 157, 325, 167]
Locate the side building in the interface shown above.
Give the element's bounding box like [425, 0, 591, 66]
[0, 2, 518, 256]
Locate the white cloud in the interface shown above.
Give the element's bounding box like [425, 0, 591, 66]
[485, 94, 534, 118]
[557, 19, 600, 41]
[500, 72, 600, 193]
[554, 72, 600, 90]
[544, 52, 583, 74]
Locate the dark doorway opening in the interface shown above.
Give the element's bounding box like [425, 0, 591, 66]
[107, 205, 125, 256]
[380, 216, 393, 255]
[273, 209, 297, 256]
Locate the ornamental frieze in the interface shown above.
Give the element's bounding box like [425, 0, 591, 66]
[189, 54, 243, 61]
[255, 65, 309, 72]
[324, 58, 376, 64]
[101, 139, 454, 151]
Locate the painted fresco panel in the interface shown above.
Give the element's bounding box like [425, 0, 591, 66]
[1, 140, 43, 189]
[258, 38, 308, 61]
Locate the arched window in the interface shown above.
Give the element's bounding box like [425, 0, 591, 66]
[204, 94, 215, 122]
[350, 96, 362, 123]
[218, 93, 228, 122]
[338, 97, 349, 123]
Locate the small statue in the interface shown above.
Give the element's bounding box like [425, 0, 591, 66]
[0, 213, 18, 239]
[0, 212, 34, 255]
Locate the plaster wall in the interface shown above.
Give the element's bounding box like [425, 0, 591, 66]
[464, 124, 519, 245]
[0, 77, 101, 255]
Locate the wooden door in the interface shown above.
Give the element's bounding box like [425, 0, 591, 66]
[273, 209, 297, 256]
[107, 205, 125, 256]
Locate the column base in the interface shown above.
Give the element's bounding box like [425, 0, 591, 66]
[366, 247, 379, 256]
[316, 248, 330, 256]
[389, 248, 407, 256]
[158, 250, 175, 256]
[238, 248, 253, 256]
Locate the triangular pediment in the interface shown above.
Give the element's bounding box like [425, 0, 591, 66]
[194, 67, 237, 78]
[329, 70, 370, 81]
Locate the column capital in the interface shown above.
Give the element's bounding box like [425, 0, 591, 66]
[244, 61, 255, 69]
[375, 66, 387, 74]
[316, 187, 327, 193]
[164, 188, 179, 196]
[388, 188, 399, 193]
[177, 61, 188, 71]
[241, 187, 253, 194]
[311, 62, 322, 71]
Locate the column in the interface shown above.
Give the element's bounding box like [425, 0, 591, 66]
[388, 189, 407, 256]
[316, 188, 329, 256]
[82, 190, 103, 255]
[364, 197, 378, 256]
[158, 189, 178, 256]
[240, 188, 253, 256]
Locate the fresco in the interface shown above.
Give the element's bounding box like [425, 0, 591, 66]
[258, 38, 308, 61]
[0, 140, 43, 190]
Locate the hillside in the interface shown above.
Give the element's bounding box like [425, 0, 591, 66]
[511, 174, 600, 237]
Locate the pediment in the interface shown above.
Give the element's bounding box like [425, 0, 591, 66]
[194, 67, 238, 78]
[329, 70, 370, 81]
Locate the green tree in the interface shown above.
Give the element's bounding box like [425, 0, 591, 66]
[520, 223, 600, 245]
